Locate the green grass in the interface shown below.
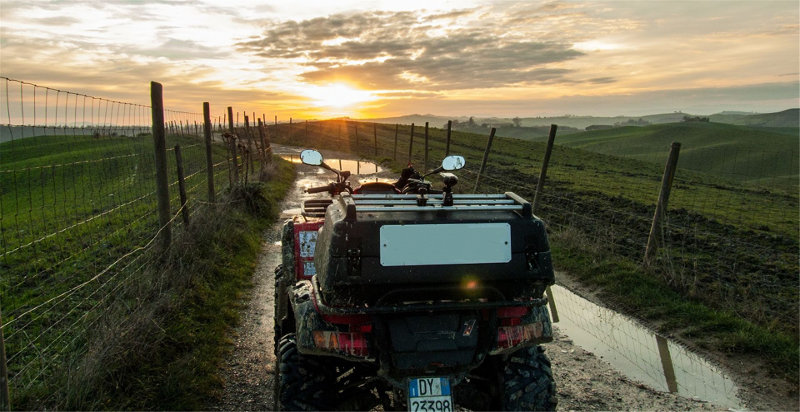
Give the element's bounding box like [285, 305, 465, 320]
[555, 122, 799, 189]
[0, 132, 288, 409]
[551, 227, 798, 381]
[272, 119, 799, 383]
[72, 158, 296, 410]
[9, 153, 295, 410]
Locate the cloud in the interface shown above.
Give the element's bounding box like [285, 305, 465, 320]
[237, 9, 587, 90]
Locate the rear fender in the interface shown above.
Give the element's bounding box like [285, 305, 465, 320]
[289, 280, 374, 361]
[489, 305, 553, 355]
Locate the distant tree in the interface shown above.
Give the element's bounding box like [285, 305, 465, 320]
[468, 116, 475, 126]
[682, 115, 709, 122]
[512, 117, 522, 127]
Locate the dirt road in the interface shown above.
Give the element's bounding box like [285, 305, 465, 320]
[212, 151, 729, 410]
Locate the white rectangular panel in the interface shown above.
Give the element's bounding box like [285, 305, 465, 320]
[380, 223, 511, 266]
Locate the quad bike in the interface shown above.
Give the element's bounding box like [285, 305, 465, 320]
[274, 149, 557, 411]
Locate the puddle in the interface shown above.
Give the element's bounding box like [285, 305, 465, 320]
[280, 155, 382, 175]
[549, 284, 743, 409]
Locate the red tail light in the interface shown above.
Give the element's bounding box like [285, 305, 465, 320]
[313, 331, 370, 356]
[497, 306, 529, 326]
[496, 322, 544, 349]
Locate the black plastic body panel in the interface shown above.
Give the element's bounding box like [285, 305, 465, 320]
[314, 193, 554, 306]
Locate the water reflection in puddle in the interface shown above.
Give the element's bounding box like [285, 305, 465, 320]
[549, 284, 743, 409]
[280, 155, 383, 175]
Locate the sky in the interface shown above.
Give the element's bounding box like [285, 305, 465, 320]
[1, 0, 798, 120]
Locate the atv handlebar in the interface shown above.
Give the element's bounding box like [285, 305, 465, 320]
[305, 184, 334, 194]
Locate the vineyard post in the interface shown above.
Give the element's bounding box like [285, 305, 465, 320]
[445, 120, 452, 156]
[354, 122, 359, 148]
[532, 124, 558, 213]
[0, 308, 9, 411]
[174, 144, 190, 225]
[305, 120, 309, 140]
[202, 102, 215, 203]
[473, 128, 496, 193]
[257, 118, 270, 168]
[546, 287, 560, 323]
[228, 106, 239, 184]
[393, 124, 398, 160]
[424, 122, 429, 172]
[245, 115, 255, 179]
[373, 123, 378, 156]
[408, 123, 415, 163]
[151, 81, 171, 249]
[274, 115, 278, 140]
[656, 335, 679, 393]
[645, 142, 681, 263]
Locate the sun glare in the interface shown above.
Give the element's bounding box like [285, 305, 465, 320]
[305, 83, 375, 109]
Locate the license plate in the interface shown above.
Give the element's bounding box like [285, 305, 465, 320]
[407, 377, 453, 412]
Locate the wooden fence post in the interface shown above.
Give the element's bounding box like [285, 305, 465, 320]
[408, 123, 415, 163]
[373, 123, 378, 156]
[151, 81, 171, 249]
[257, 118, 271, 168]
[645, 142, 681, 263]
[1, 309, 10, 411]
[473, 128, 496, 193]
[656, 335, 679, 393]
[305, 120, 309, 140]
[227, 106, 239, 184]
[247, 116, 256, 176]
[532, 124, 558, 213]
[393, 124, 398, 160]
[174, 145, 190, 225]
[424, 122, 429, 171]
[445, 120, 452, 156]
[203, 102, 215, 203]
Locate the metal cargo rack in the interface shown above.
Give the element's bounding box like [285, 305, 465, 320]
[340, 192, 532, 220]
[301, 199, 333, 217]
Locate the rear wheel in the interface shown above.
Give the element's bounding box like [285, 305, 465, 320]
[276, 334, 336, 411]
[503, 345, 557, 411]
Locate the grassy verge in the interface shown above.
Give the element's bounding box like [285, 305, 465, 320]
[550, 227, 798, 383]
[24, 157, 296, 410]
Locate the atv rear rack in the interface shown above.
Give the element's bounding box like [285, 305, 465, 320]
[308, 277, 548, 315]
[339, 192, 532, 220]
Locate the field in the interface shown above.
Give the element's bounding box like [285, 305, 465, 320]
[2, 116, 797, 407]
[554, 122, 799, 188]
[271, 119, 799, 378]
[0, 131, 235, 407]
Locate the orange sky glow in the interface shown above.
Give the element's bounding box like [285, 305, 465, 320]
[1, 1, 798, 120]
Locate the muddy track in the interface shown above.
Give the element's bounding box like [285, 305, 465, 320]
[211, 147, 732, 411]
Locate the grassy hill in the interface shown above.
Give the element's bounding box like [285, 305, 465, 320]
[555, 121, 799, 189]
[710, 109, 799, 128]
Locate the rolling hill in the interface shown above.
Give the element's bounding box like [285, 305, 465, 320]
[555, 121, 799, 188]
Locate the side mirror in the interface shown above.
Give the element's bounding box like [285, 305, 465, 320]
[441, 155, 465, 171]
[300, 149, 323, 166]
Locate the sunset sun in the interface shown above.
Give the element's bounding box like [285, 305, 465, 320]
[304, 83, 375, 109]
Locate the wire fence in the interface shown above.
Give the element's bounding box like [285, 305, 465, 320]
[0, 77, 279, 406]
[269, 119, 798, 337]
